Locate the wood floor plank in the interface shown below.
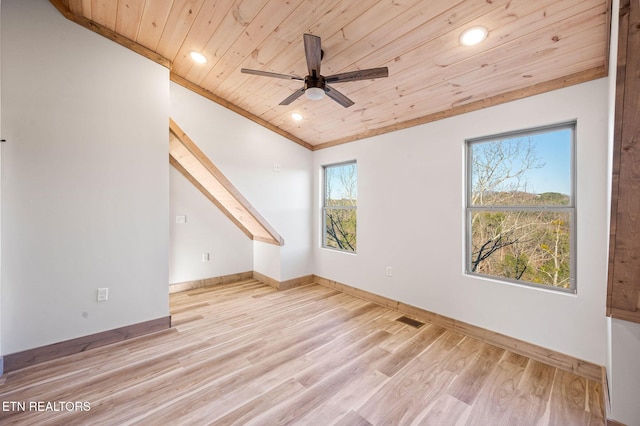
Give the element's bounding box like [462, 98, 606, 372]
[464, 356, 527, 425]
[0, 281, 604, 425]
[416, 393, 470, 426]
[498, 359, 558, 425]
[378, 323, 424, 353]
[447, 351, 501, 405]
[135, 355, 315, 424]
[358, 329, 465, 424]
[444, 337, 505, 405]
[334, 410, 374, 426]
[296, 329, 391, 388]
[207, 378, 306, 425]
[376, 324, 447, 377]
[247, 347, 391, 425]
[298, 368, 389, 424]
[587, 378, 605, 420]
[519, 359, 557, 400]
[549, 369, 594, 425]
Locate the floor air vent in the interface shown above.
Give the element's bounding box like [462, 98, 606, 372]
[396, 316, 425, 328]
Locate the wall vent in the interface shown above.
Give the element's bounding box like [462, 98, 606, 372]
[395, 316, 425, 328]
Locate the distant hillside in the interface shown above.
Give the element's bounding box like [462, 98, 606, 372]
[474, 191, 570, 206]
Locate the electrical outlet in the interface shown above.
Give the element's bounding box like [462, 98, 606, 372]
[97, 288, 109, 302]
[273, 163, 281, 173]
[202, 253, 210, 262]
[176, 215, 187, 224]
[386, 267, 393, 277]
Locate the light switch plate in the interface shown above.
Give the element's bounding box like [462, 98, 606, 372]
[97, 288, 109, 302]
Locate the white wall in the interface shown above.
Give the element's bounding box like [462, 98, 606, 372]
[610, 319, 640, 425]
[169, 82, 313, 282]
[0, 0, 3, 374]
[169, 167, 253, 283]
[253, 242, 282, 282]
[314, 79, 610, 365]
[1, 0, 169, 354]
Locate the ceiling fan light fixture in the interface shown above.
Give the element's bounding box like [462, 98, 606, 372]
[460, 26, 488, 46]
[189, 50, 208, 64]
[241, 34, 388, 108]
[305, 87, 325, 101]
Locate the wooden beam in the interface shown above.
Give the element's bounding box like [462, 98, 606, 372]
[607, 0, 640, 321]
[169, 156, 254, 241]
[169, 119, 284, 246]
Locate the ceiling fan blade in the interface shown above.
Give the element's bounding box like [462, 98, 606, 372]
[303, 34, 322, 77]
[279, 87, 306, 105]
[325, 67, 389, 83]
[324, 85, 354, 108]
[241, 68, 303, 81]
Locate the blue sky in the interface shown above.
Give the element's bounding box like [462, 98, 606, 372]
[522, 127, 572, 195]
[471, 126, 573, 196]
[325, 162, 357, 201]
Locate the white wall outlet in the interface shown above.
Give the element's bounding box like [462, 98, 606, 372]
[273, 163, 281, 173]
[202, 253, 210, 262]
[386, 267, 393, 277]
[176, 215, 187, 224]
[97, 288, 109, 302]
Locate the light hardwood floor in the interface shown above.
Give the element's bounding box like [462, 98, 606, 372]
[0, 279, 604, 425]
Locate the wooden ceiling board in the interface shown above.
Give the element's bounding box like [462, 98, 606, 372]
[193, 0, 298, 88]
[168, 0, 235, 77]
[67, 0, 91, 16]
[91, 0, 117, 31]
[115, 0, 145, 41]
[51, 0, 611, 149]
[135, 0, 174, 50]
[155, 0, 206, 61]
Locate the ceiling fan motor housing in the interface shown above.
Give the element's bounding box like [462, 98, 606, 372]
[304, 75, 326, 91]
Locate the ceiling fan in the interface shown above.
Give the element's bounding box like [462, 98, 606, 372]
[241, 34, 389, 108]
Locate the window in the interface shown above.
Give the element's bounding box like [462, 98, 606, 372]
[466, 122, 575, 292]
[323, 161, 357, 252]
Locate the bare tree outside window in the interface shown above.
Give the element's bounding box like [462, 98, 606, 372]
[467, 124, 575, 291]
[323, 162, 357, 252]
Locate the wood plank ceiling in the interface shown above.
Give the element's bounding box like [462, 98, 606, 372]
[52, 0, 611, 149]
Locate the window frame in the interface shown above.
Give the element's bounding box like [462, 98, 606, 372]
[322, 160, 357, 253]
[465, 122, 577, 293]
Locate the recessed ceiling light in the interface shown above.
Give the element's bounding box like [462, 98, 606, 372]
[460, 26, 488, 46]
[189, 51, 207, 64]
[291, 113, 303, 121]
